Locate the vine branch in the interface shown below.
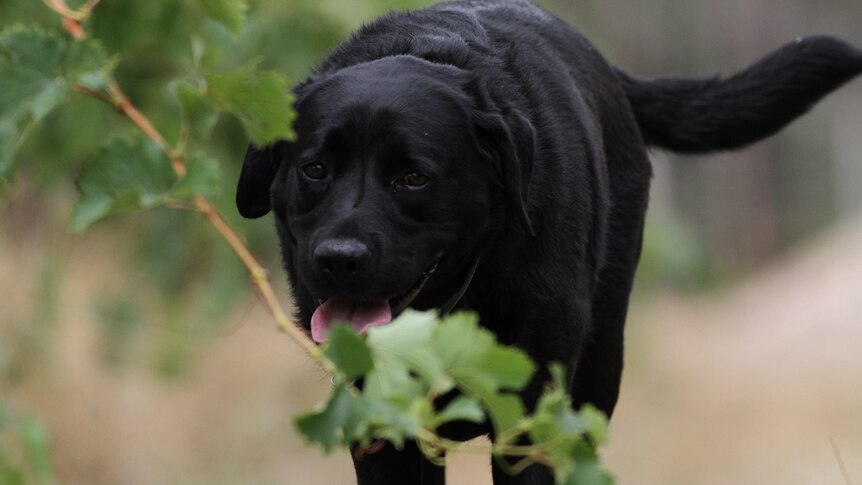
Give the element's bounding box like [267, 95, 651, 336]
[54, 1, 323, 366]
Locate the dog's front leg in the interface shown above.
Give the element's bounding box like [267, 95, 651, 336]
[352, 440, 445, 485]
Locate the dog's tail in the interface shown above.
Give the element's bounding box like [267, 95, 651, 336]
[616, 36, 862, 153]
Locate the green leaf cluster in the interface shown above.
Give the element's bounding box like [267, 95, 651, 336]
[194, 0, 249, 35]
[527, 365, 614, 485]
[71, 136, 220, 232]
[297, 312, 535, 450]
[206, 63, 296, 145]
[0, 25, 113, 176]
[1, 7, 297, 230]
[295, 311, 614, 484]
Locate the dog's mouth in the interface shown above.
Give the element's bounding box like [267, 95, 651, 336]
[310, 256, 441, 343]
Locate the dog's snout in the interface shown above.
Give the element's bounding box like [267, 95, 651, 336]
[314, 238, 371, 278]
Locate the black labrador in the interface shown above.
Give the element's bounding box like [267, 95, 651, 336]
[236, 1, 862, 483]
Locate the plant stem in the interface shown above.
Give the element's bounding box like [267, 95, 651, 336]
[52, 4, 324, 367]
[43, 0, 84, 21]
[83, 0, 102, 13]
[194, 195, 322, 361]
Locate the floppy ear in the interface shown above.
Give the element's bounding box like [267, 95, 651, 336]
[472, 105, 537, 236]
[236, 144, 278, 219]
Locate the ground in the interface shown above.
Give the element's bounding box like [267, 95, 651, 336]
[2, 219, 860, 484]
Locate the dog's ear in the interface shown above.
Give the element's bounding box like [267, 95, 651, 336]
[236, 144, 278, 219]
[468, 82, 536, 236]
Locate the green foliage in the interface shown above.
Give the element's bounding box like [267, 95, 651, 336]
[71, 136, 220, 232]
[0, 405, 55, 485]
[175, 82, 220, 141]
[72, 136, 179, 232]
[206, 64, 297, 145]
[297, 311, 613, 484]
[0, 25, 113, 177]
[324, 325, 375, 380]
[194, 0, 249, 35]
[528, 365, 613, 485]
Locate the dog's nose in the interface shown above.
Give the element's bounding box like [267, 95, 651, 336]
[313, 238, 371, 278]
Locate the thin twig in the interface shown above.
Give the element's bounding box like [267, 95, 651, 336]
[106, 81, 171, 153]
[43, 0, 92, 38]
[51, 2, 324, 367]
[104, 82, 320, 362]
[505, 455, 539, 476]
[494, 419, 532, 446]
[71, 84, 113, 104]
[82, 0, 102, 13]
[194, 195, 323, 362]
[43, 0, 83, 21]
[62, 19, 85, 40]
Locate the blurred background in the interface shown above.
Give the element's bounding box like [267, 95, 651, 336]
[1, 0, 860, 483]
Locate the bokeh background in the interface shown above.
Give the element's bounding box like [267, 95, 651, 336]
[1, 0, 860, 483]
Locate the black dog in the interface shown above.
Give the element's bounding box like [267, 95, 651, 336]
[236, 1, 862, 483]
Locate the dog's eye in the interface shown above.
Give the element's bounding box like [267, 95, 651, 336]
[401, 172, 430, 188]
[301, 163, 327, 181]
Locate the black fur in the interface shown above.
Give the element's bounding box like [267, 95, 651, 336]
[235, 1, 862, 483]
[617, 35, 862, 153]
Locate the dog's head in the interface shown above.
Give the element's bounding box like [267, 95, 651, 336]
[236, 56, 535, 342]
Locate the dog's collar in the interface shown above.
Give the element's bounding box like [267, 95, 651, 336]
[439, 256, 481, 316]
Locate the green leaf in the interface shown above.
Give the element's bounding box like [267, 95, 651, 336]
[358, 395, 425, 449]
[294, 385, 360, 453]
[64, 38, 116, 91]
[565, 459, 614, 485]
[324, 325, 374, 381]
[206, 64, 296, 146]
[194, 0, 249, 35]
[73, 138, 222, 232]
[0, 26, 113, 177]
[429, 396, 484, 429]
[458, 376, 526, 433]
[525, 363, 613, 485]
[432, 313, 534, 433]
[581, 405, 610, 447]
[433, 313, 535, 390]
[367, 310, 442, 383]
[72, 136, 176, 232]
[170, 154, 221, 200]
[174, 82, 219, 141]
[362, 353, 426, 403]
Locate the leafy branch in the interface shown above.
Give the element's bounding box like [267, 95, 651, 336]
[39, 0, 323, 365]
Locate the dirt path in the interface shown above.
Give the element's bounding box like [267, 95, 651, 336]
[605, 221, 862, 485]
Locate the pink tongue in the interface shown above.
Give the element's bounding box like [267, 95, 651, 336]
[311, 298, 392, 343]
